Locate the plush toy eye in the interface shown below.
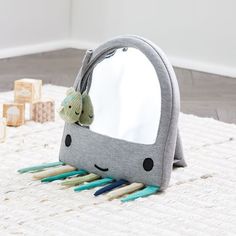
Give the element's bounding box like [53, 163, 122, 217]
[82, 110, 84, 114]
[143, 158, 154, 171]
[65, 134, 72, 147]
[69, 105, 72, 109]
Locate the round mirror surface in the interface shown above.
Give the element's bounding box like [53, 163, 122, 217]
[89, 47, 161, 144]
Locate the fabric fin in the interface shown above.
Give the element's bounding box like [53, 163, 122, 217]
[106, 183, 144, 201]
[61, 173, 99, 186]
[17, 161, 64, 174]
[74, 178, 113, 192]
[94, 179, 128, 196]
[121, 185, 160, 202]
[41, 170, 87, 182]
[33, 165, 76, 180]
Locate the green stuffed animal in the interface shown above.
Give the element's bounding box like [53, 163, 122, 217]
[59, 87, 82, 123]
[59, 87, 94, 126]
[79, 92, 94, 126]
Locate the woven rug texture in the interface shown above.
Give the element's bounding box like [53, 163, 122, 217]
[0, 85, 236, 236]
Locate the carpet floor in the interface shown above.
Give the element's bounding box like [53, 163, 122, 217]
[0, 85, 236, 236]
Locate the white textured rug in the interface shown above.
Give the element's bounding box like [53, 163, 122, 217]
[0, 85, 236, 236]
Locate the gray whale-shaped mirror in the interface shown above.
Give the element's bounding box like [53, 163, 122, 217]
[59, 35, 186, 190]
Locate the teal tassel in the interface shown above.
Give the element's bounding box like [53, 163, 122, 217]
[74, 177, 113, 192]
[41, 170, 87, 182]
[121, 185, 160, 202]
[17, 161, 64, 174]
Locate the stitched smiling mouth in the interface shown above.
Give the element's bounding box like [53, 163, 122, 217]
[75, 111, 80, 115]
[94, 164, 109, 172]
[89, 115, 94, 119]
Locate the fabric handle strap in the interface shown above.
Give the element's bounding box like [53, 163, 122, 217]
[73, 49, 93, 92]
[73, 48, 121, 94]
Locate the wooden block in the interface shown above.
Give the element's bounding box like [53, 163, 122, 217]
[30, 98, 55, 123]
[0, 118, 6, 143]
[14, 78, 42, 103]
[3, 103, 25, 127]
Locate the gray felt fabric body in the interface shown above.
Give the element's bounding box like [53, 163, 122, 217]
[59, 35, 185, 190]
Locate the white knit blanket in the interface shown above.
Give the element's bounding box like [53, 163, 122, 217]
[0, 85, 236, 236]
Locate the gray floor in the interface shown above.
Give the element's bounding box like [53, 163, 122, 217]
[0, 49, 236, 124]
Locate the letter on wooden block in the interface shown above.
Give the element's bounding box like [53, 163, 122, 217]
[0, 118, 6, 142]
[31, 99, 55, 123]
[14, 78, 42, 103]
[3, 103, 25, 127]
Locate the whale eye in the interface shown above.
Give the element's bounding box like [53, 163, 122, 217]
[143, 158, 154, 171]
[69, 105, 72, 109]
[65, 134, 72, 147]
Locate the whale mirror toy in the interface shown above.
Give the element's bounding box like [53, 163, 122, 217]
[18, 36, 186, 202]
[59, 35, 186, 189]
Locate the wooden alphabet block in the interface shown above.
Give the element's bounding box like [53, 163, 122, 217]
[3, 103, 25, 126]
[30, 99, 55, 123]
[14, 78, 42, 103]
[0, 118, 6, 143]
